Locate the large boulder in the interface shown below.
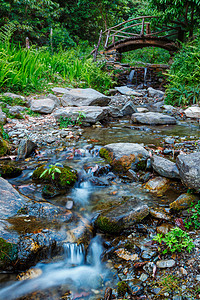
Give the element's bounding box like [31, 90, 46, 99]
[30, 98, 56, 114]
[147, 87, 164, 98]
[99, 143, 149, 172]
[184, 106, 200, 119]
[60, 88, 110, 107]
[151, 155, 180, 179]
[131, 112, 176, 125]
[95, 198, 149, 234]
[176, 153, 200, 192]
[53, 106, 109, 124]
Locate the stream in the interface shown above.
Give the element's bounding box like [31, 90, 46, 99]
[0, 117, 200, 299]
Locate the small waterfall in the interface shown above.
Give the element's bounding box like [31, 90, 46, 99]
[0, 237, 105, 300]
[127, 69, 135, 86]
[64, 243, 85, 265]
[144, 67, 148, 86]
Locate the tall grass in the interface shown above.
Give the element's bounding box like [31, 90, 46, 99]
[0, 38, 113, 93]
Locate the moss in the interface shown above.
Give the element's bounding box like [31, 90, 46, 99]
[0, 238, 18, 263]
[117, 281, 128, 297]
[32, 164, 77, 188]
[0, 136, 9, 157]
[96, 215, 122, 234]
[0, 164, 22, 178]
[99, 148, 113, 164]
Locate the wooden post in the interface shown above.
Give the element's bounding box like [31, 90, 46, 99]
[94, 30, 102, 61]
[104, 29, 110, 48]
[146, 22, 151, 35]
[26, 37, 29, 49]
[112, 36, 115, 44]
[140, 18, 145, 37]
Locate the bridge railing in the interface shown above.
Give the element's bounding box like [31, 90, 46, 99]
[103, 16, 178, 48]
[92, 16, 179, 61]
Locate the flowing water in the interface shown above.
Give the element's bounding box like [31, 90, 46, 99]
[0, 118, 199, 299]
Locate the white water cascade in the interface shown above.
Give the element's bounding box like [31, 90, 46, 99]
[0, 237, 106, 300]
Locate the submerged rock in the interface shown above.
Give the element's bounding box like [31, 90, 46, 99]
[99, 143, 149, 173]
[170, 193, 200, 211]
[144, 177, 170, 194]
[150, 207, 171, 221]
[17, 139, 37, 160]
[151, 154, 180, 179]
[176, 152, 200, 192]
[131, 112, 177, 125]
[95, 198, 149, 234]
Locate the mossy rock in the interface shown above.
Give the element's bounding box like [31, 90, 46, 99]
[96, 215, 122, 235]
[170, 193, 199, 211]
[117, 281, 128, 297]
[99, 147, 147, 173]
[32, 164, 77, 188]
[0, 136, 10, 157]
[0, 238, 18, 267]
[0, 164, 22, 178]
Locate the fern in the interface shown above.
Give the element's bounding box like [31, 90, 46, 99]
[0, 22, 17, 47]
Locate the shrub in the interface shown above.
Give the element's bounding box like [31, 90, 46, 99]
[165, 33, 200, 105]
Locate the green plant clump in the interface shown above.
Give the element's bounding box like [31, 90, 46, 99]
[185, 201, 200, 230]
[117, 281, 128, 297]
[0, 237, 18, 264]
[59, 111, 86, 128]
[153, 227, 195, 254]
[32, 164, 77, 188]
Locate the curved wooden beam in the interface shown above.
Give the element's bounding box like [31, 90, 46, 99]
[106, 37, 178, 53]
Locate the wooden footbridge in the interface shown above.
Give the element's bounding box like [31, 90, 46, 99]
[93, 16, 181, 60]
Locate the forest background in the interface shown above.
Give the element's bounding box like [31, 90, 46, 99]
[0, 0, 200, 105]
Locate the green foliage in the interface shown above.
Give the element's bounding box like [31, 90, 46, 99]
[40, 163, 62, 180]
[153, 227, 195, 254]
[0, 124, 9, 141]
[165, 34, 200, 105]
[122, 47, 171, 64]
[185, 201, 200, 230]
[117, 281, 128, 297]
[148, 0, 200, 38]
[152, 274, 181, 295]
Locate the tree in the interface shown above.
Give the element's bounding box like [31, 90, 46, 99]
[148, 0, 200, 38]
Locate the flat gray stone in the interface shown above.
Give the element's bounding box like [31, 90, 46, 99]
[116, 86, 143, 96]
[3, 93, 25, 101]
[60, 88, 110, 107]
[131, 112, 176, 125]
[17, 139, 37, 160]
[147, 87, 164, 98]
[156, 259, 176, 268]
[176, 153, 200, 192]
[103, 143, 149, 161]
[151, 154, 180, 179]
[53, 106, 109, 124]
[184, 106, 200, 118]
[51, 87, 70, 94]
[30, 98, 56, 114]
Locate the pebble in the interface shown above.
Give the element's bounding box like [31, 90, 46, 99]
[139, 273, 148, 282]
[196, 275, 200, 281]
[180, 267, 187, 275]
[156, 259, 176, 268]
